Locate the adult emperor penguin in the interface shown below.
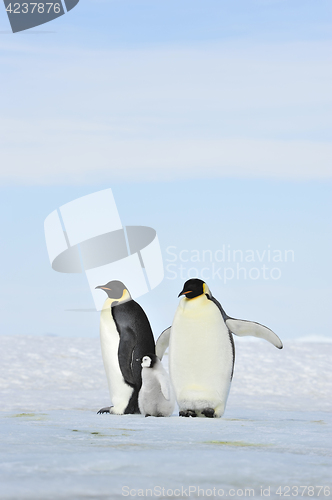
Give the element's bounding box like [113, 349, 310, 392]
[156, 278, 283, 418]
[96, 280, 155, 415]
[138, 353, 175, 417]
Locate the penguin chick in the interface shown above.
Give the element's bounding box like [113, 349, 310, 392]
[138, 354, 175, 417]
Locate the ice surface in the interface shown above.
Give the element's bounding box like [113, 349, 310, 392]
[0, 336, 331, 500]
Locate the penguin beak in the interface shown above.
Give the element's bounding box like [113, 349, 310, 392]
[178, 290, 191, 297]
[95, 285, 111, 290]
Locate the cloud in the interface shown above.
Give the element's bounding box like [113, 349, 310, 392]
[0, 40, 331, 183]
[0, 121, 331, 183]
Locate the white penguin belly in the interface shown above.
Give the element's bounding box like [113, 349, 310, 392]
[169, 296, 233, 416]
[100, 308, 133, 414]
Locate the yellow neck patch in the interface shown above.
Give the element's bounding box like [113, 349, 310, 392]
[101, 289, 131, 310]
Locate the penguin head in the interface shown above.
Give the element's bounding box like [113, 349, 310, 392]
[178, 278, 211, 299]
[141, 353, 158, 368]
[95, 280, 131, 303]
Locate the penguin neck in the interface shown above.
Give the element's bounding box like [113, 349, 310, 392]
[203, 283, 212, 298]
[101, 290, 132, 311]
[180, 293, 208, 311]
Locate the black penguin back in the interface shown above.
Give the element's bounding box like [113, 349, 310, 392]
[111, 299, 155, 392]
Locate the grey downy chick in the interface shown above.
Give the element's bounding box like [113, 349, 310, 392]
[138, 354, 175, 417]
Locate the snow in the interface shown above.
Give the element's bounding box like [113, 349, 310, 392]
[0, 335, 331, 500]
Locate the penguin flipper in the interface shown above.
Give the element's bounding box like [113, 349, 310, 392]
[226, 318, 283, 349]
[118, 327, 137, 385]
[156, 327, 171, 360]
[156, 370, 171, 401]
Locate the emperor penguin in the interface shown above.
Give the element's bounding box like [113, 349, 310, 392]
[156, 278, 283, 418]
[96, 280, 155, 415]
[138, 354, 175, 417]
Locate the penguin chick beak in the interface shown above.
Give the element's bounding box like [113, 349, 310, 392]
[178, 290, 192, 297]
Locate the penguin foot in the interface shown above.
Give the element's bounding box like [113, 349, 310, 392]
[201, 407, 215, 418]
[145, 414, 151, 417]
[97, 406, 112, 414]
[179, 410, 197, 418]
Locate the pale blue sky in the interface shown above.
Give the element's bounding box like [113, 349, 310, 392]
[0, 1, 331, 340]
